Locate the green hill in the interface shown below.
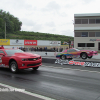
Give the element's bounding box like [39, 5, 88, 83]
[5, 31, 74, 44]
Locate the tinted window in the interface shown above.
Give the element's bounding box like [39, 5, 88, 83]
[87, 43, 94, 47]
[78, 43, 85, 47]
[75, 32, 81, 37]
[89, 32, 95, 37]
[89, 19, 95, 24]
[75, 19, 81, 24]
[0, 50, 5, 54]
[96, 32, 100, 37]
[82, 19, 88, 24]
[5, 49, 23, 55]
[67, 49, 76, 52]
[96, 19, 100, 23]
[81, 32, 88, 37]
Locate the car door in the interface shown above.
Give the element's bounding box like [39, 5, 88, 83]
[0, 50, 5, 67]
[67, 49, 79, 58]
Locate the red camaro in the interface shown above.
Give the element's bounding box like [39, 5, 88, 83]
[0, 49, 42, 73]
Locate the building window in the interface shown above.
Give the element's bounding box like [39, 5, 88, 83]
[78, 43, 85, 47]
[87, 43, 94, 47]
[78, 43, 94, 47]
[75, 32, 81, 37]
[75, 19, 81, 24]
[81, 32, 88, 37]
[89, 32, 95, 37]
[96, 32, 100, 37]
[89, 19, 95, 24]
[96, 19, 100, 23]
[82, 19, 88, 24]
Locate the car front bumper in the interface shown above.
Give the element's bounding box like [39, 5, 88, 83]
[17, 59, 42, 69]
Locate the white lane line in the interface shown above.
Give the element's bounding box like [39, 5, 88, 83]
[42, 65, 54, 68]
[0, 83, 55, 100]
[42, 65, 100, 74]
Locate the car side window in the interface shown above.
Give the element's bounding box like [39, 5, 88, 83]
[67, 49, 72, 52]
[0, 50, 5, 54]
[70, 49, 77, 52]
[67, 49, 76, 52]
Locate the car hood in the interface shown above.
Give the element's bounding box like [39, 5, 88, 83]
[14, 52, 40, 58]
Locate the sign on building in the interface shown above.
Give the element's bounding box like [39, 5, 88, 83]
[0, 39, 10, 45]
[49, 41, 61, 46]
[10, 39, 24, 45]
[37, 40, 50, 46]
[24, 40, 37, 46]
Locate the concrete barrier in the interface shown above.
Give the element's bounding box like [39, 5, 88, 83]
[27, 51, 100, 60]
[27, 51, 57, 57]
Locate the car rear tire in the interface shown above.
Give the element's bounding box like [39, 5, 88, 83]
[81, 53, 87, 59]
[10, 61, 19, 73]
[61, 55, 66, 60]
[32, 66, 39, 70]
[88, 56, 92, 59]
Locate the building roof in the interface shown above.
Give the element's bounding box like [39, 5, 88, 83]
[74, 27, 100, 31]
[74, 13, 100, 17]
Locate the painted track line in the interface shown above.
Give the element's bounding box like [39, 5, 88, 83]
[0, 83, 55, 100]
[42, 65, 100, 74]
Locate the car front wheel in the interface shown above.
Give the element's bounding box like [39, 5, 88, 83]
[81, 53, 87, 59]
[10, 61, 19, 73]
[88, 56, 92, 59]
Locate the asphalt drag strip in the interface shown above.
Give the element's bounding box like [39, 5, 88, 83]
[0, 83, 55, 100]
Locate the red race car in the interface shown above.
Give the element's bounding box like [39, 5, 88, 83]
[0, 49, 42, 73]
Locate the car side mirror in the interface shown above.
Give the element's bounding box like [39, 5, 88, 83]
[0, 53, 5, 56]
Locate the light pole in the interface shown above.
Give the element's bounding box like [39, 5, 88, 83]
[68, 38, 71, 48]
[5, 21, 6, 39]
[4, 16, 7, 39]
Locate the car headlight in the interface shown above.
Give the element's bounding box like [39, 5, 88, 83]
[21, 58, 27, 61]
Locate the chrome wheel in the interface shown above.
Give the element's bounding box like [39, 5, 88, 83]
[10, 61, 18, 73]
[81, 53, 87, 59]
[11, 64, 16, 72]
[61, 55, 66, 60]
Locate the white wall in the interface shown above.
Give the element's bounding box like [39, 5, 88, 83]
[74, 37, 100, 50]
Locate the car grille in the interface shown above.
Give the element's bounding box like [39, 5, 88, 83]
[28, 58, 38, 61]
[94, 53, 97, 54]
[27, 63, 41, 67]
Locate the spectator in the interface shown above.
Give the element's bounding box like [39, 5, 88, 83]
[37, 47, 38, 51]
[0, 45, 4, 49]
[66, 47, 68, 49]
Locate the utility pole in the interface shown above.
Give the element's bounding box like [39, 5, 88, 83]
[5, 22, 6, 39]
[68, 38, 71, 48]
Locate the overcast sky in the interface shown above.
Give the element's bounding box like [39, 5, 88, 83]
[0, 0, 100, 37]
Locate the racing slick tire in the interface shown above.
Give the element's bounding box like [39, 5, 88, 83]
[60, 55, 66, 60]
[88, 56, 92, 59]
[32, 66, 39, 70]
[10, 61, 19, 73]
[81, 53, 87, 59]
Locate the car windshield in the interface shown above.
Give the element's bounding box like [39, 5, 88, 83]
[62, 48, 80, 52]
[5, 49, 24, 55]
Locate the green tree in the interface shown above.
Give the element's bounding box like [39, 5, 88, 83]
[0, 9, 22, 33]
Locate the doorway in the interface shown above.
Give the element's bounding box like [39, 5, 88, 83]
[98, 42, 100, 50]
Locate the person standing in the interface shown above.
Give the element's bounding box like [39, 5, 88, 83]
[0, 45, 4, 49]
